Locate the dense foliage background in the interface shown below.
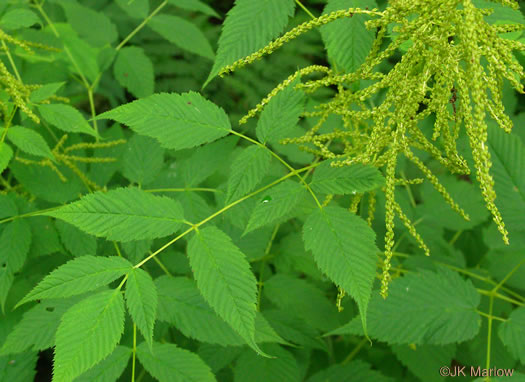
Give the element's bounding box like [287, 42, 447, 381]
[0, 0, 524, 381]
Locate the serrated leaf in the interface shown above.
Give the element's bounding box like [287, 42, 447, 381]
[0, 219, 32, 273]
[149, 15, 214, 60]
[55, 220, 97, 257]
[74, 345, 131, 382]
[168, 0, 220, 18]
[310, 161, 385, 195]
[0, 299, 78, 355]
[0, 142, 13, 173]
[38, 104, 98, 137]
[115, 0, 149, 19]
[307, 360, 394, 382]
[0, 351, 38, 382]
[53, 290, 125, 382]
[17, 256, 132, 306]
[0, 8, 40, 30]
[61, 2, 117, 46]
[227, 146, 271, 203]
[233, 344, 300, 382]
[125, 268, 157, 349]
[392, 344, 456, 382]
[303, 206, 378, 334]
[137, 342, 216, 382]
[245, 180, 306, 234]
[320, 0, 377, 73]
[205, 0, 296, 86]
[122, 134, 164, 185]
[29, 82, 65, 103]
[114, 47, 154, 98]
[256, 78, 304, 144]
[98, 92, 231, 151]
[44, 187, 185, 242]
[328, 268, 481, 345]
[498, 306, 525, 364]
[187, 226, 261, 354]
[0, 126, 53, 160]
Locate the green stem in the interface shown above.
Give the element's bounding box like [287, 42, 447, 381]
[295, 0, 316, 19]
[1, 40, 22, 82]
[131, 324, 137, 382]
[342, 338, 368, 365]
[476, 309, 507, 322]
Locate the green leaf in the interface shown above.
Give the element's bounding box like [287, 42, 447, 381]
[205, 0, 296, 86]
[98, 92, 231, 151]
[256, 78, 304, 144]
[310, 161, 385, 195]
[487, 125, 525, 231]
[328, 268, 481, 345]
[55, 220, 97, 257]
[53, 290, 125, 382]
[307, 360, 394, 382]
[115, 0, 149, 19]
[321, 0, 377, 73]
[168, 0, 220, 18]
[44, 187, 185, 242]
[0, 8, 40, 30]
[392, 344, 456, 382]
[149, 15, 214, 60]
[136, 342, 216, 382]
[74, 346, 131, 382]
[1, 126, 54, 160]
[125, 268, 157, 350]
[17, 256, 132, 306]
[498, 306, 525, 364]
[0, 219, 32, 274]
[29, 82, 65, 103]
[303, 206, 378, 335]
[0, 351, 38, 382]
[0, 299, 78, 355]
[187, 226, 261, 354]
[61, 2, 118, 46]
[244, 180, 306, 234]
[233, 344, 300, 382]
[114, 47, 154, 98]
[0, 142, 13, 173]
[122, 134, 164, 185]
[227, 146, 272, 203]
[38, 104, 98, 137]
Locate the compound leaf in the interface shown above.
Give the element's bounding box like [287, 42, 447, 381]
[74, 346, 131, 382]
[53, 290, 125, 382]
[17, 256, 132, 306]
[498, 306, 525, 364]
[187, 226, 261, 354]
[44, 187, 185, 242]
[303, 206, 379, 335]
[98, 92, 231, 151]
[137, 342, 216, 382]
[125, 268, 157, 350]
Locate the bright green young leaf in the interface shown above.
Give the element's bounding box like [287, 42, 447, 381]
[122, 134, 164, 185]
[1, 126, 54, 160]
[328, 268, 481, 345]
[168, 0, 220, 18]
[38, 104, 98, 137]
[125, 268, 157, 349]
[61, 2, 118, 46]
[256, 78, 305, 144]
[0, 299, 78, 355]
[488, 125, 525, 231]
[310, 161, 385, 195]
[29, 82, 65, 103]
[498, 306, 525, 364]
[321, 0, 377, 73]
[17, 256, 132, 306]
[137, 342, 216, 382]
[149, 15, 214, 60]
[0, 142, 13, 173]
[115, 0, 149, 19]
[244, 180, 306, 234]
[53, 290, 125, 382]
[234, 344, 300, 382]
[205, 0, 296, 86]
[227, 146, 271, 203]
[0, 8, 40, 30]
[44, 187, 185, 242]
[303, 206, 379, 335]
[114, 47, 154, 98]
[187, 226, 261, 354]
[55, 220, 97, 257]
[74, 346, 131, 382]
[98, 92, 231, 151]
